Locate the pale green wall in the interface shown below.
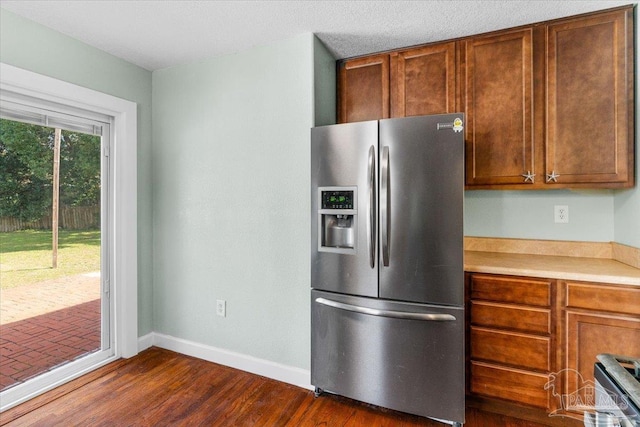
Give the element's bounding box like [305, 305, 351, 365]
[152, 33, 318, 369]
[613, 23, 640, 248]
[0, 8, 155, 335]
[614, 150, 640, 248]
[464, 189, 616, 242]
[313, 37, 336, 127]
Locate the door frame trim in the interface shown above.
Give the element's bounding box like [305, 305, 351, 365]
[0, 62, 138, 411]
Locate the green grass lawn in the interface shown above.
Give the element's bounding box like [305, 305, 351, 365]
[0, 229, 100, 289]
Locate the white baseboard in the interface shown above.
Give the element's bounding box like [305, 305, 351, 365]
[137, 332, 154, 352]
[137, 332, 312, 391]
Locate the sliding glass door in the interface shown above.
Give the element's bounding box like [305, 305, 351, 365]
[0, 100, 113, 405]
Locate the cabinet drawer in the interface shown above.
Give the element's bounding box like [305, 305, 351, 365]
[471, 327, 550, 371]
[471, 301, 550, 335]
[470, 361, 550, 409]
[470, 274, 551, 307]
[566, 281, 640, 316]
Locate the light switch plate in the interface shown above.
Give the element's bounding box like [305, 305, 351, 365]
[216, 299, 226, 317]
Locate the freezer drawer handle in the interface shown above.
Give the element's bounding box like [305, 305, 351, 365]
[315, 297, 456, 321]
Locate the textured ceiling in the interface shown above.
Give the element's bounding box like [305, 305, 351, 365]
[0, 0, 633, 71]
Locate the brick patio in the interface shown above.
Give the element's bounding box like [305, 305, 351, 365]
[0, 274, 101, 390]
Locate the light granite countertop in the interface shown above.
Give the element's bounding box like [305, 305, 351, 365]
[464, 250, 640, 287]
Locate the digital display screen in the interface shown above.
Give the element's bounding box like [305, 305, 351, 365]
[322, 191, 354, 209]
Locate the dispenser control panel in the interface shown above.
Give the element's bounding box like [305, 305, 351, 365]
[317, 186, 357, 255]
[321, 191, 354, 210]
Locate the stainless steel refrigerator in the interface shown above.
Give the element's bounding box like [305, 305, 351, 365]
[310, 114, 465, 425]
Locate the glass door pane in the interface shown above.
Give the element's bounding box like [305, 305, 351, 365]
[0, 117, 109, 392]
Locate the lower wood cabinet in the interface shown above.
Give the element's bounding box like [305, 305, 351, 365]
[466, 273, 640, 422]
[467, 273, 554, 411]
[562, 281, 640, 418]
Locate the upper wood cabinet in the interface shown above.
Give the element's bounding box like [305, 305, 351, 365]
[461, 29, 535, 187]
[464, 7, 634, 189]
[546, 10, 634, 187]
[335, 6, 635, 190]
[337, 54, 389, 123]
[338, 42, 456, 123]
[390, 42, 457, 117]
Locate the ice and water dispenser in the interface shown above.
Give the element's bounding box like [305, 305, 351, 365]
[317, 187, 357, 254]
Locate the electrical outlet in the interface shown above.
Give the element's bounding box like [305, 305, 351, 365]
[216, 299, 226, 317]
[554, 205, 569, 223]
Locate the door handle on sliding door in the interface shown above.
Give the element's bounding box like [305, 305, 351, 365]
[381, 146, 390, 266]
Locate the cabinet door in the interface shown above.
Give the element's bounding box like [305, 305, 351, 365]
[462, 29, 535, 187]
[390, 42, 457, 117]
[546, 9, 634, 187]
[564, 311, 640, 414]
[338, 55, 390, 123]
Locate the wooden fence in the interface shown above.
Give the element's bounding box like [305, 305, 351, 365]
[0, 205, 100, 232]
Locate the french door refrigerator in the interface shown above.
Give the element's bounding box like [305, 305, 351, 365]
[311, 114, 465, 425]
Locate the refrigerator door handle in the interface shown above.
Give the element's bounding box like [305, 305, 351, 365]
[381, 146, 390, 266]
[315, 297, 456, 322]
[367, 145, 376, 268]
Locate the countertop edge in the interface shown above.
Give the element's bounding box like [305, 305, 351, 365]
[464, 250, 640, 287]
[463, 263, 640, 287]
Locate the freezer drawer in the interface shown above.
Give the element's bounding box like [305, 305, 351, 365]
[311, 289, 465, 424]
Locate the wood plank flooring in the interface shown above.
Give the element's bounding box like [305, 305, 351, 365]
[0, 347, 572, 426]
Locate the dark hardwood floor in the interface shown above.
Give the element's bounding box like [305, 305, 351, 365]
[0, 347, 574, 426]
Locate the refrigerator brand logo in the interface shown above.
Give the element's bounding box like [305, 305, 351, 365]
[436, 118, 463, 132]
[544, 369, 628, 418]
[452, 117, 463, 132]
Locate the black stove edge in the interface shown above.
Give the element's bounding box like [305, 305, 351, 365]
[594, 362, 640, 422]
[597, 354, 640, 410]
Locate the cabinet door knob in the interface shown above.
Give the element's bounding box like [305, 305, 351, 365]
[521, 171, 535, 182]
[546, 171, 560, 183]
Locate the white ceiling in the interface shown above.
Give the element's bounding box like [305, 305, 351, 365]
[0, 0, 633, 71]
